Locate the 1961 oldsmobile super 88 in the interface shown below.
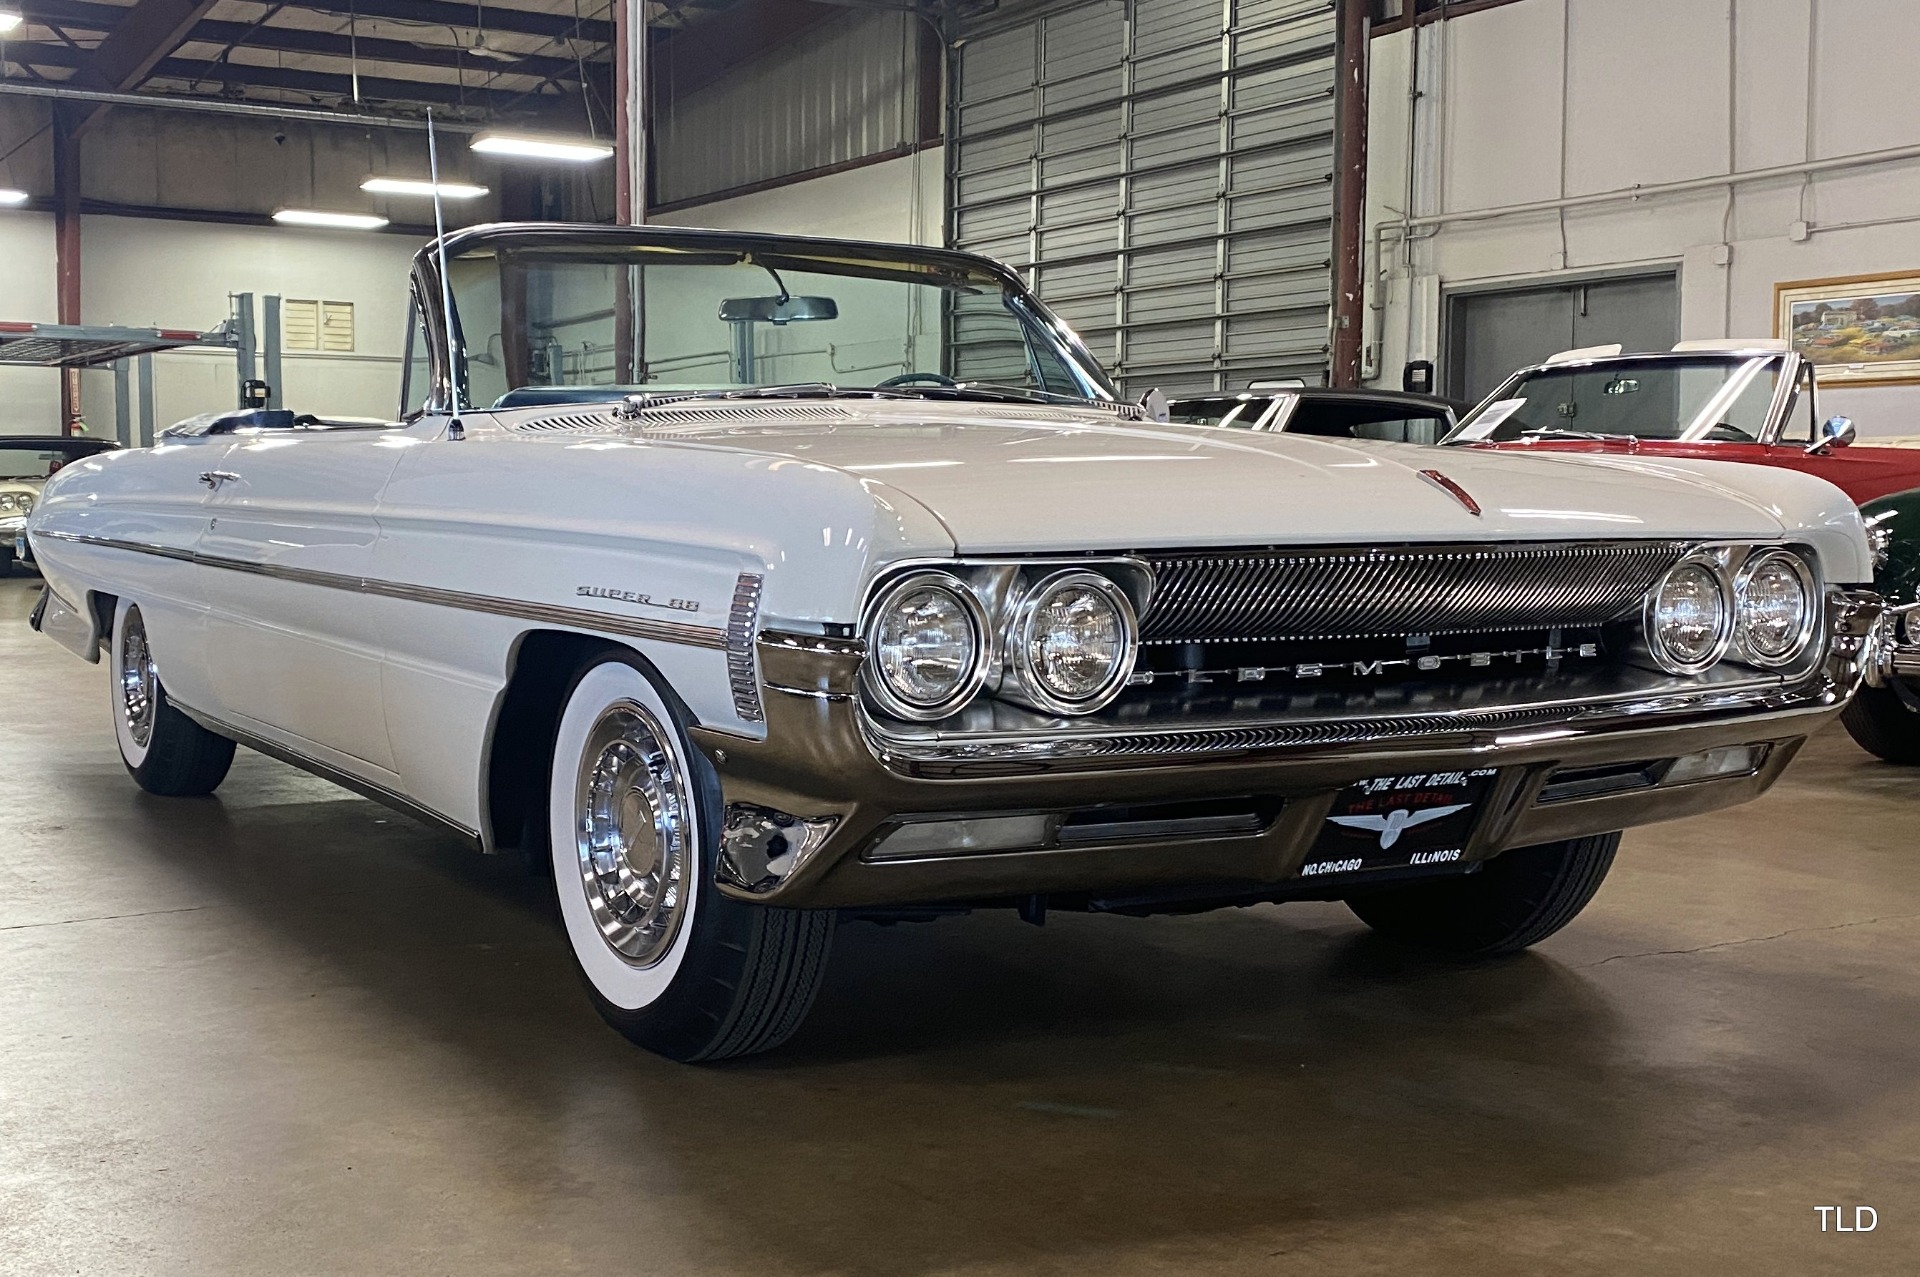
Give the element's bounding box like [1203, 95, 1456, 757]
[24, 224, 1883, 1061]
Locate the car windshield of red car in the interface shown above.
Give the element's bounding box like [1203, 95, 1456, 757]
[1460, 356, 1784, 444]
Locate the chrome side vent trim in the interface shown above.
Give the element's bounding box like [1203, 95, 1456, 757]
[728, 573, 766, 723]
[1140, 541, 1689, 644]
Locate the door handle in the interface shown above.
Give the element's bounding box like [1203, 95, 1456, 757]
[198, 470, 241, 488]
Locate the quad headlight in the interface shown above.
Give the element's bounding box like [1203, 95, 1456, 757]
[1004, 570, 1139, 715]
[0, 491, 32, 515]
[1643, 547, 1820, 676]
[1732, 549, 1817, 667]
[1644, 554, 1734, 675]
[860, 565, 1142, 722]
[861, 571, 989, 721]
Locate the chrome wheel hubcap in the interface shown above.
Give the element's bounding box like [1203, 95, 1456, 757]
[120, 608, 157, 749]
[574, 701, 691, 966]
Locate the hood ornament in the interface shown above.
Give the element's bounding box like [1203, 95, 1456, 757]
[1418, 469, 1482, 517]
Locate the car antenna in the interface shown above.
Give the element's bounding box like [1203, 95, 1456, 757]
[426, 109, 464, 427]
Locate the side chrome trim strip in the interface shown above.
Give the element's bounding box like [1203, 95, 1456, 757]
[174, 701, 485, 853]
[727, 573, 766, 722]
[38, 529, 730, 651]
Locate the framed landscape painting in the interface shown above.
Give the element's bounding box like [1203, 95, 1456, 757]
[1776, 271, 1920, 386]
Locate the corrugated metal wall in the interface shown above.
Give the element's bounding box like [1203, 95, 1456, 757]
[949, 0, 1339, 396]
[654, 11, 923, 208]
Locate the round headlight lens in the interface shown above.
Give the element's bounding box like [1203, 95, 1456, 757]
[1735, 550, 1816, 667]
[1646, 557, 1732, 674]
[1014, 571, 1137, 713]
[864, 572, 987, 720]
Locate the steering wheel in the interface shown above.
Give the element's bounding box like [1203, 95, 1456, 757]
[876, 372, 959, 388]
[1704, 422, 1757, 443]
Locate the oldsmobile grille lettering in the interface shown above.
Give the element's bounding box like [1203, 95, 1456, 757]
[1128, 644, 1602, 687]
[577, 585, 702, 614]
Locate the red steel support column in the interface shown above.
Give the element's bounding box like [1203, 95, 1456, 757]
[53, 107, 83, 434]
[1330, 0, 1370, 387]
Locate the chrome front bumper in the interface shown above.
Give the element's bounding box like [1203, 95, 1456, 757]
[694, 591, 1881, 910]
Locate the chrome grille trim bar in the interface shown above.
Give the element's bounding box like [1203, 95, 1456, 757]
[1139, 541, 1691, 644]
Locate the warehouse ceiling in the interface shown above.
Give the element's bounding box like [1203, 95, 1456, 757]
[0, 0, 780, 124]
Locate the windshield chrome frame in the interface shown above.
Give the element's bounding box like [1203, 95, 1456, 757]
[408, 222, 1120, 415]
[1448, 350, 1807, 447]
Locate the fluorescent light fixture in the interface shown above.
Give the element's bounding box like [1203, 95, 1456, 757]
[470, 132, 614, 163]
[272, 209, 390, 230]
[0, 12, 22, 33]
[361, 177, 490, 199]
[0, 188, 29, 207]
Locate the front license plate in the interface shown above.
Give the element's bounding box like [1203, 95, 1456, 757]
[1296, 768, 1499, 879]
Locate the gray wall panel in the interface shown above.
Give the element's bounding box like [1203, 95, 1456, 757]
[950, 0, 1338, 395]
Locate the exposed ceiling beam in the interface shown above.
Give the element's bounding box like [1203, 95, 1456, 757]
[283, 0, 613, 47]
[14, 0, 605, 77]
[187, 18, 597, 80]
[79, 0, 221, 90]
[15, 0, 129, 35]
[4, 39, 555, 111]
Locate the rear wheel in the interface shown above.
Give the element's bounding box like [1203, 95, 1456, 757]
[546, 653, 835, 1062]
[110, 599, 235, 796]
[1841, 684, 1920, 765]
[1345, 832, 1621, 955]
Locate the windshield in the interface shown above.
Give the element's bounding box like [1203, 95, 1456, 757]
[0, 442, 107, 480]
[433, 241, 1115, 411]
[1454, 356, 1787, 444]
[1167, 396, 1281, 429]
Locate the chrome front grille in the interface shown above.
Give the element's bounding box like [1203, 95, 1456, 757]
[1139, 541, 1688, 644]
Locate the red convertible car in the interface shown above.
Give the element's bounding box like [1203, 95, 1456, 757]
[1451, 340, 1920, 763]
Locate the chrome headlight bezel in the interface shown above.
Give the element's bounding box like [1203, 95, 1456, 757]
[1643, 552, 1735, 676]
[859, 570, 991, 722]
[1002, 569, 1139, 716]
[1731, 548, 1818, 669]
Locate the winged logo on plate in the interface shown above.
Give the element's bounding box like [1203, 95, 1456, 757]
[1326, 804, 1471, 850]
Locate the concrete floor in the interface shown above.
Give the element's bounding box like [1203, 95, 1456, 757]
[2, 574, 1916, 1276]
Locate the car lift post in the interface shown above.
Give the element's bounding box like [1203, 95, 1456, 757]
[112, 359, 133, 447]
[136, 354, 156, 447]
[231, 292, 256, 407]
[262, 295, 283, 410]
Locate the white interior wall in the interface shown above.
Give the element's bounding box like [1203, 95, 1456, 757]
[0, 209, 62, 433]
[1365, 0, 1920, 435]
[74, 216, 421, 430]
[653, 147, 945, 247]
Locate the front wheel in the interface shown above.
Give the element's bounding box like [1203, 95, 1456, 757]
[1841, 684, 1920, 765]
[1345, 832, 1621, 955]
[546, 653, 835, 1062]
[111, 599, 235, 796]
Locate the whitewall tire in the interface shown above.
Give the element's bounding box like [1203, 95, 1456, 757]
[546, 652, 835, 1062]
[110, 598, 235, 796]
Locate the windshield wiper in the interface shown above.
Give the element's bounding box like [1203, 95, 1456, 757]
[1517, 427, 1639, 443]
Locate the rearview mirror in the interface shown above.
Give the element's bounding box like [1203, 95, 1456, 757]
[1807, 415, 1856, 455]
[718, 295, 839, 325]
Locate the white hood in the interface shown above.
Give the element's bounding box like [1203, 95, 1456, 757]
[533, 402, 1867, 577]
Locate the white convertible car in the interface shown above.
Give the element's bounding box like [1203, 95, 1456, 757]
[25, 224, 1882, 1060]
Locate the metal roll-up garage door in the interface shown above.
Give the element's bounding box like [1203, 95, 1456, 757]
[948, 0, 1339, 398]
